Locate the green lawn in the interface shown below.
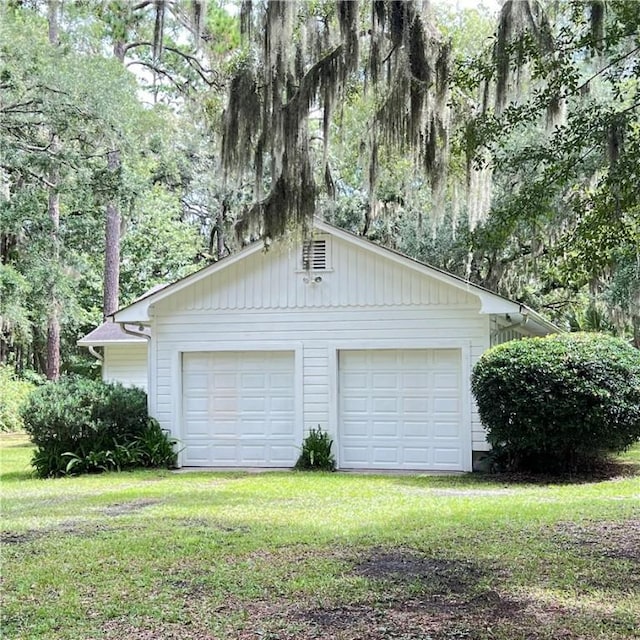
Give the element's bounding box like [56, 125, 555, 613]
[1, 433, 639, 640]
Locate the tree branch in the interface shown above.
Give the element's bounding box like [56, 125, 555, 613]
[1, 100, 43, 114]
[126, 60, 187, 92]
[123, 40, 154, 54]
[9, 137, 57, 154]
[1, 163, 57, 189]
[568, 44, 640, 98]
[132, 0, 154, 10]
[123, 43, 220, 87]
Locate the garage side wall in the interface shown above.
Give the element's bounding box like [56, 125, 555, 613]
[103, 343, 148, 391]
[149, 236, 491, 470]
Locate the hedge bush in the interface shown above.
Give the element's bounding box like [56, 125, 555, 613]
[0, 365, 37, 432]
[471, 332, 640, 472]
[21, 376, 177, 477]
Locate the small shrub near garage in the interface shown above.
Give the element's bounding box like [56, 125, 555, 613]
[295, 426, 336, 471]
[471, 332, 640, 472]
[0, 365, 39, 432]
[21, 376, 178, 477]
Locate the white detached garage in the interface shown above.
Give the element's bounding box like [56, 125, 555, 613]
[112, 219, 557, 472]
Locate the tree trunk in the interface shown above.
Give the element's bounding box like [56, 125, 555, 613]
[47, 0, 59, 45]
[46, 304, 61, 380]
[103, 150, 121, 319]
[46, 175, 61, 380]
[102, 38, 127, 320]
[43, 0, 62, 380]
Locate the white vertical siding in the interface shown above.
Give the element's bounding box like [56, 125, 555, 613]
[150, 308, 492, 465]
[161, 236, 477, 312]
[103, 343, 148, 391]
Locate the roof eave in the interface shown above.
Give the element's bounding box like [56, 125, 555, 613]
[113, 241, 266, 323]
[315, 220, 561, 331]
[111, 218, 561, 334]
[77, 338, 147, 347]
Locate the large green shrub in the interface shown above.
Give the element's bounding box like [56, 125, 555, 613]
[0, 365, 36, 432]
[471, 333, 640, 472]
[21, 377, 177, 477]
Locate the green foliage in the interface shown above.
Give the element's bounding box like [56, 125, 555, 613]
[457, 1, 640, 335]
[135, 418, 180, 468]
[471, 333, 640, 472]
[295, 426, 336, 471]
[0, 366, 36, 432]
[61, 419, 178, 475]
[22, 377, 177, 477]
[0, 6, 213, 376]
[120, 186, 202, 303]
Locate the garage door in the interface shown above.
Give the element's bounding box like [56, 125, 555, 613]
[182, 351, 297, 466]
[339, 349, 464, 470]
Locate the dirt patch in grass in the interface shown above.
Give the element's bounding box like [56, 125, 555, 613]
[102, 498, 161, 516]
[98, 595, 609, 640]
[474, 458, 640, 485]
[354, 548, 485, 594]
[215, 590, 551, 640]
[169, 548, 536, 639]
[0, 530, 41, 545]
[0, 521, 115, 545]
[300, 595, 535, 640]
[553, 518, 640, 562]
[99, 545, 636, 640]
[101, 618, 219, 640]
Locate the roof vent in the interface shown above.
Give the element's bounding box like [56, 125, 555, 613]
[302, 239, 327, 271]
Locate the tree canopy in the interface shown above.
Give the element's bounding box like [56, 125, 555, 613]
[1, 0, 639, 377]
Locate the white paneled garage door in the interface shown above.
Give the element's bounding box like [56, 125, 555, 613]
[339, 349, 465, 470]
[182, 351, 297, 466]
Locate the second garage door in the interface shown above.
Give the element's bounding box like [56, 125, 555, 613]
[182, 351, 297, 467]
[339, 349, 465, 471]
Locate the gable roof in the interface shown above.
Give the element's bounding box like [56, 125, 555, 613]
[113, 219, 560, 335]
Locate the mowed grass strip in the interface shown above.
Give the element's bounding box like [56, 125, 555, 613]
[1, 434, 639, 640]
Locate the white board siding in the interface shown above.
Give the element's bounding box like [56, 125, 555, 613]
[339, 349, 464, 470]
[103, 344, 148, 391]
[182, 351, 297, 466]
[150, 307, 489, 470]
[156, 236, 479, 313]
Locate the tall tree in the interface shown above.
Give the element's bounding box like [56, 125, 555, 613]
[460, 0, 640, 338]
[46, 0, 61, 379]
[222, 0, 453, 240]
[1, 4, 205, 373]
[94, 0, 214, 317]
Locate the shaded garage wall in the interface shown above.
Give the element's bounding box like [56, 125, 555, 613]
[103, 343, 148, 392]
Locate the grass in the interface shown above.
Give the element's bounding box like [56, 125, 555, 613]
[1, 433, 639, 640]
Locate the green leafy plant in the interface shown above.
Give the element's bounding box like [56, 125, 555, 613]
[0, 365, 36, 432]
[471, 332, 640, 472]
[136, 419, 179, 468]
[21, 377, 178, 477]
[63, 449, 116, 475]
[295, 426, 336, 471]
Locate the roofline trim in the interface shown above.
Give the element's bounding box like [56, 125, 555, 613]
[77, 338, 147, 346]
[113, 241, 266, 323]
[112, 217, 560, 333]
